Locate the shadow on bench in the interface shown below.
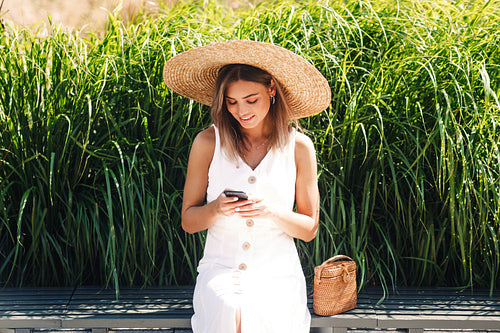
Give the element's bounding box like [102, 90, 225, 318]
[1, 286, 499, 333]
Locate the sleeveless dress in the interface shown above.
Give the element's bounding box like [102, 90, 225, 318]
[191, 125, 311, 333]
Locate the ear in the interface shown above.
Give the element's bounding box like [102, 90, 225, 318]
[269, 78, 277, 97]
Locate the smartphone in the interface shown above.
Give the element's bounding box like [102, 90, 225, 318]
[224, 190, 248, 201]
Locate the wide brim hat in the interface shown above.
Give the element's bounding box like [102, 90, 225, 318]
[163, 40, 331, 119]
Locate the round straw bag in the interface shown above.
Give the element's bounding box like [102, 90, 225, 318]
[313, 255, 357, 316]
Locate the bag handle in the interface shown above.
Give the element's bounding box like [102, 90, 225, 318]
[320, 255, 353, 267]
[316, 255, 354, 285]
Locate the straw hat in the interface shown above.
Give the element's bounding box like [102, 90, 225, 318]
[163, 40, 331, 119]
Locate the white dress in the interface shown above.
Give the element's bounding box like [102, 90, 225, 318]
[191, 125, 311, 333]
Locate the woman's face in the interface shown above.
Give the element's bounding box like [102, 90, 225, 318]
[224, 79, 275, 129]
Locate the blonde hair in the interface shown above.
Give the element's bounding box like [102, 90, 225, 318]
[211, 64, 296, 161]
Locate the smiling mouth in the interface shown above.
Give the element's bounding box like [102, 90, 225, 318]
[240, 115, 255, 122]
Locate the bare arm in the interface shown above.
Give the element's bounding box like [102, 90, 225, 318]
[291, 132, 320, 241]
[181, 128, 218, 233]
[181, 127, 252, 233]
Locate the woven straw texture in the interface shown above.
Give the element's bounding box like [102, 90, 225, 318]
[163, 40, 331, 119]
[313, 255, 357, 316]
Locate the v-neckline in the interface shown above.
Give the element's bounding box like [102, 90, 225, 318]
[239, 148, 272, 171]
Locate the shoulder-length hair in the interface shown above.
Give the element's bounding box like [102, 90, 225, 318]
[211, 64, 296, 162]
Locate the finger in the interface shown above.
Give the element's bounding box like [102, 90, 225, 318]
[223, 196, 240, 204]
[246, 194, 262, 203]
[236, 210, 261, 218]
[235, 205, 261, 216]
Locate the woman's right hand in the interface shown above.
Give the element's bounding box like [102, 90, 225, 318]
[214, 191, 252, 217]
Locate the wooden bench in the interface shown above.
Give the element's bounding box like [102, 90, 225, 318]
[0, 286, 499, 333]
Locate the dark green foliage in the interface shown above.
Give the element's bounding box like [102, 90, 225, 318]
[0, 0, 499, 295]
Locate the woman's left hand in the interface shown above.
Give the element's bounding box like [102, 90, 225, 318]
[234, 195, 278, 219]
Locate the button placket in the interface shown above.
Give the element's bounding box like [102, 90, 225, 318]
[237, 222, 251, 274]
[238, 237, 251, 270]
[232, 270, 243, 294]
[237, 174, 255, 275]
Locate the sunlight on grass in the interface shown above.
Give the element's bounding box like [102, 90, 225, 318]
[0, 0, 499, 295]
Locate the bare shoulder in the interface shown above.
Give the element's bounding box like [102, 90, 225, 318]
[294, 131, 317, 172]
[189, 126, 216, 166]
[192, 126, 215, 152]
[294, 131, 316, 156]
[194, 126, 215, 146]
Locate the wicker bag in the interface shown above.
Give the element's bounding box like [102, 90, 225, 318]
[313, 255, 357, 316]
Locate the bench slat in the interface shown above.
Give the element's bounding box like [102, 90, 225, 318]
[375, 304, 500, 311]
[60, 317, 192, 329]
[0, 318, 62, 329]
[0, 286, 498, 331]
[376, 315, 500, 329]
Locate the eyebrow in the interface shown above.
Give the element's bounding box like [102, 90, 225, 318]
[225, 93, 259, 100]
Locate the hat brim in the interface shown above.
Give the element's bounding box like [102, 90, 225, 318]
[163, 40, 331, 119]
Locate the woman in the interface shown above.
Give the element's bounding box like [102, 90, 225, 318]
[163, 40, 331, 333]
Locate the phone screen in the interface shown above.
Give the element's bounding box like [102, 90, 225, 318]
[224, 190, 248, 201]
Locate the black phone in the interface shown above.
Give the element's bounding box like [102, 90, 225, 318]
[224, 190, 248, 201]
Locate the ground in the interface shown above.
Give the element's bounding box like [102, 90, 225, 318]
[1, 0, 173, 31]
[1, 0, 248, 31]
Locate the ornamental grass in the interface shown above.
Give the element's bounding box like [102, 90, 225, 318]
[0, 0, 499, 296]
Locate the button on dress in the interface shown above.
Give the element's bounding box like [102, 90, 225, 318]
[191, 126, 311, 333]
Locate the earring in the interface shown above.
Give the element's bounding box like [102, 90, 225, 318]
[271, 96, 275, 104]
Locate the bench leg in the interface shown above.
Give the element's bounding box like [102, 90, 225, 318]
[15, 329, 31, 333]
[310, 328, 346, 333]
[310, 328, 333, 333]
[408, 329, 424, 333]
[92, 329, 108, 333]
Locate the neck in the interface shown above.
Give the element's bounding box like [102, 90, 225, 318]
[241, 126, 271, 152]
[240, 121, 271, 141]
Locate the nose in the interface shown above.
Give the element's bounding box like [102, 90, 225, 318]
[236, 104, 249, 116]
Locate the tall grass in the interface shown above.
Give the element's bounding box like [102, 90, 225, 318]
[1, 0, 499, 295]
